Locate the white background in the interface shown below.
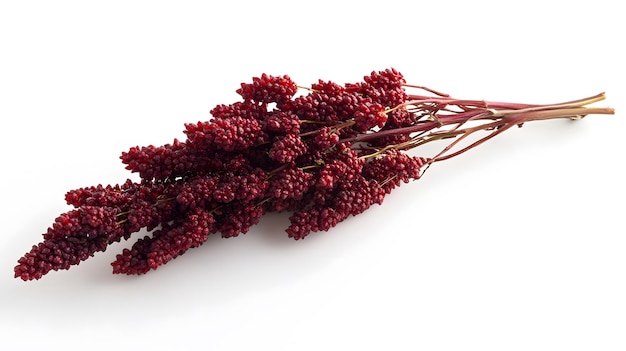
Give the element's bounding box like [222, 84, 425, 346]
[1, 1, 624, 350]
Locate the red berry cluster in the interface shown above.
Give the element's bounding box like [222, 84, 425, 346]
[15, 69, 429, 280]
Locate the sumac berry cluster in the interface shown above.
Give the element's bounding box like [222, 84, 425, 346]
[39, 65, 617, 281]
[15, 68, 425, 280]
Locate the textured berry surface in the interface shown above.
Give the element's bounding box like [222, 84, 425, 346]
[11, 69, 443, 279]
[236, 74, 298, 104]
[268, 134, 308, 163]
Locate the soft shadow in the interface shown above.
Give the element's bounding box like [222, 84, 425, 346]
[3, 186, 394, 324]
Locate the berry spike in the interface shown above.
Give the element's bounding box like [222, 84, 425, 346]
[111, 208, 215, 275]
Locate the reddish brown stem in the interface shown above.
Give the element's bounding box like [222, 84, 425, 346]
[341, 93, 614, 163]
